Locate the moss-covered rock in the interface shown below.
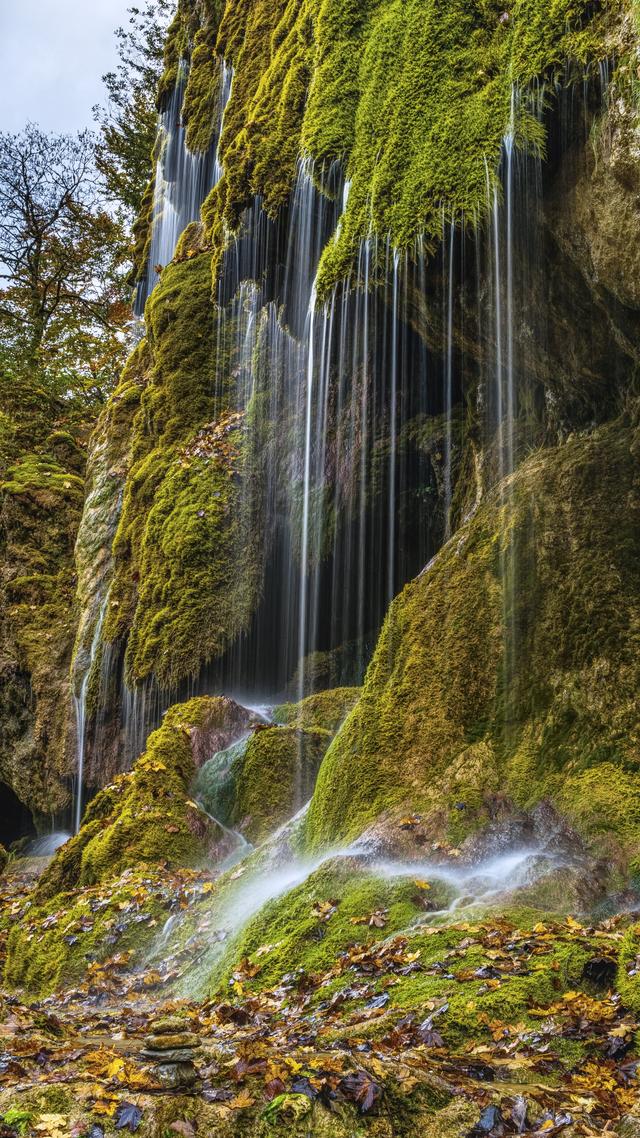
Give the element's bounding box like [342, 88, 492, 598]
[305, 418, 640, 866]
[198, 726, 331, 844]
[104, 254, 267, 691]
[36, 696, 250, 897]
[0, 441, 87, 817]
[273, 687, 361, 734]
[235, 726, 331, 842]
[196, 0, 614, 293]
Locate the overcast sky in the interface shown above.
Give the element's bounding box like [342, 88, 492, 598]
[0, 0, 134, 133]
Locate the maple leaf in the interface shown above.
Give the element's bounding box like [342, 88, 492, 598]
[114, 1103, 143, 1133]
[312, 900, 339, 921]
[228, 1091, 255, 1110]
[339, 1071, 381, 1113]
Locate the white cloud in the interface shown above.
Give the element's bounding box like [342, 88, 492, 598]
[0, 0, 134, 132]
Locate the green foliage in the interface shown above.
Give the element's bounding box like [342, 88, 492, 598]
[1, 1108, 33, 1135]
[0, 125, 130, 409]
[94, 0, 173, 216]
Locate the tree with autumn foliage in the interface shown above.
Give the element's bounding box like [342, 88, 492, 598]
[93, 0, 173, 217]
[0, 125, 131, 446]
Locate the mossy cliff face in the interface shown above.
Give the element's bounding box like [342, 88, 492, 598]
[70, 346, 145, 787]
[103, 255, 265, 691]
[0, 435, 86, 819]
[193, 0, 614, 292]
[100, 0, 637, 720]
[141, 0, 619, 287]
[305, 417, 640, 864]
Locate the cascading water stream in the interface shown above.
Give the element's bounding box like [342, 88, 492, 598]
[73, 594, 109, 833]
[112, 70, 589, 769]
[135, 59, 232, 315]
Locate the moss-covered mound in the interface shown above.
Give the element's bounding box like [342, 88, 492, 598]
[198, 726, 331, 844]
[3, 867, 179, 997]
[213, 882, 628, 1059]
[36, 697, 250, 898]
[305, 418, 640, 866]
[211, 856, 449, 995]
[273, 687, 361, 733]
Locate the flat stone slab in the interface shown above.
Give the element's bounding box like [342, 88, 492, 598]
[148, 1016, 194, 1034]
[141, 1047, 201, 1063]
[143, 1031, 200, 1050]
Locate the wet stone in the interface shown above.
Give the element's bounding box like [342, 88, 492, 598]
[155, 1061, 199, 1089]
[141, 1047, 201, 1063]
[148, 1015, 195, 1034]
[143, 1031, 200, 1050]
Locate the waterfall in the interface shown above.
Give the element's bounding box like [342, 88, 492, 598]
[73, 594, 109, 832]
[111, 69, 590, 763]
[135, 59, 232, 315]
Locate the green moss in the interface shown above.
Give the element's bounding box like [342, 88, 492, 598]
[183, 30, 226, 153]
[305, 420, 640, 857]
[104, 255, 267, 687]
[273, 687, 361, 733]
[72, 344, 145, 718]
[210, 857, 437, 992]
[617, 923, 640, 1014]
[194, 0, 612, 292]
[0, 445, 87, 814]
[3, 870, 172, 997]
[382, 918, 596, 1051]
[197, 725, 332, 845]
[233, 727, 330, 842]
[36, 697, 234, 896]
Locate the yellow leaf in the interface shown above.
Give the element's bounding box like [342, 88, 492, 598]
[92, 1100, 118, 1117]
[228, 1090, 255, 1110]
[106, 1057, 125, 1079]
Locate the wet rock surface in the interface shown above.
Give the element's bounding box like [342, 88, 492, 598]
[141, 1017, 202, 1089]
